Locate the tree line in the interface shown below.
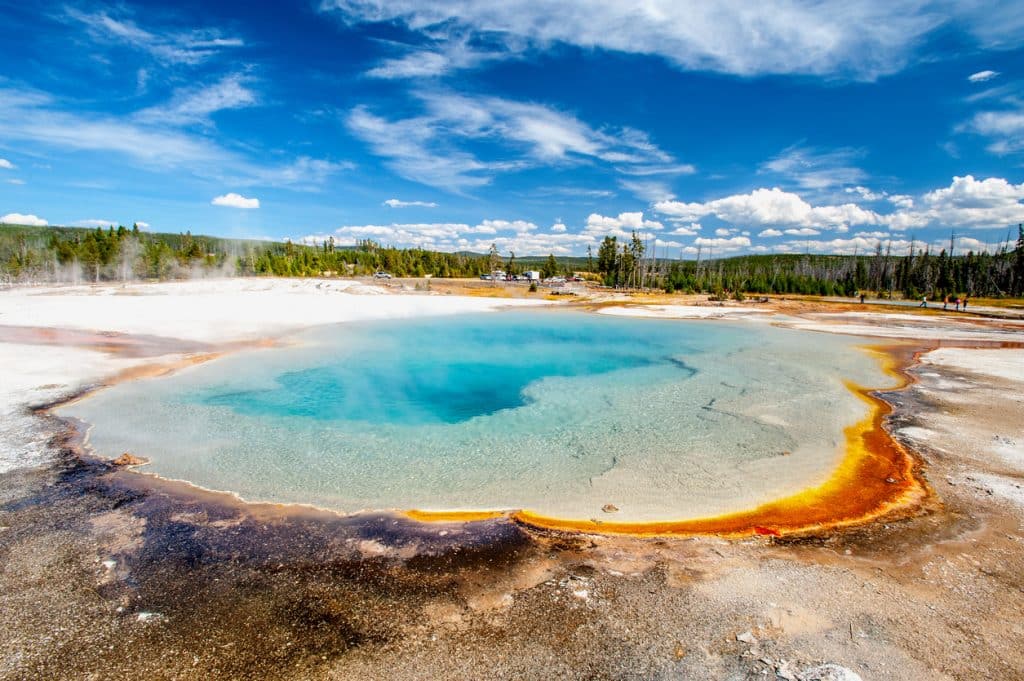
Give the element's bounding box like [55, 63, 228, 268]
[3, 223, 1023, 299]
[593, 228, 1024, 299]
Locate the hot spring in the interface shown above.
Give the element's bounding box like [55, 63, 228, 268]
[60, 310, 897, 524]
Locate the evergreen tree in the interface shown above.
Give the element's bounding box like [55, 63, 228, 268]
[541, 253, 558, 279]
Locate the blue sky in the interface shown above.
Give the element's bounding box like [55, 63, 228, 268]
[1, 1, 1023, 256]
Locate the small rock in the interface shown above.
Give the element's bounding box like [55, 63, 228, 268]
[602, 504, 619, 513]
[135, 612, 165, 624]
[112, 452, 146, 466]
[776, 666, 797, 681]
[800, 663, 864, 681]
[736, 631, 757, 644]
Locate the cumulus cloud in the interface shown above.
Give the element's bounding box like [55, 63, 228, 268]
[301, 219, 591, 255]
[845, 185, 886, 201]
[319, 0, 1024, 80]
[694, 236, 751, 250]
[1, 212, 47, 226]
[654, 175, 1024, 239]
[670, 222, 701, 236]
[583, 212, 663, 239]
[912, 175, 1024, 226]
[212, 192, 260, 209]
[0, 158, 14, 169]
[655, 187, 883, 231]
[383, 198, 439, 208]
[968, 70, 1000, 82]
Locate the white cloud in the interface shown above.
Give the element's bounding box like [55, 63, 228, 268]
[347, 93, 682, 191]
[135, 74, 259, 126]
[0, 158, 14, 169]
[479, 219, 538, 233]
[912, 175, 1024, 227]
[65, 7, 243, 65]
[845, 185, 886, 201]
[888, 194, 914, 209]
[135, 221, 151, 229]
[670, 222, 701, 236]
[1, 213, 47, 226]
[655, 187, 883, 230]
[301, 220, 591, 255]
[584, 212, 663, 240]
[74, 219, 117, 228]
[968, 70, 1000, 82]
[964, 109, 1024, 153]
[550, 222, 567, 232]
[212, 193, 260, 209]
[5, 179, 25, 185]
[693, 236, 751, 250]
[322, 0, 1018, 80]
[618, 178, 675, 202]
[347, 105, 496, 191]
[714, 228, 733, 237]
[656, 175, 1024, 236]
[761, 145, 866, 190]
[366, 36, 508, 79]
[383, 198, 439, 208]
[0, 86, 346, 189]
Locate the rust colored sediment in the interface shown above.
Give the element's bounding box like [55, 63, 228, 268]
[406, 343, 932, 538]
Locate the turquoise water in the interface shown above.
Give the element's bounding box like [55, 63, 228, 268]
[62, 311, 894, 522]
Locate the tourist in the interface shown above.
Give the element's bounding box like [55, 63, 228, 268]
[963, 296, 969, 311]
[859, 292, 866, 304]
[919, 295, 927, 308]
[943, 294, 949, 310]
[955, 296, 961, 312]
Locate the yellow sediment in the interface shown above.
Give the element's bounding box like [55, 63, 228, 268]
[404, 344, 931, 538]
[403, 509, 507, 523]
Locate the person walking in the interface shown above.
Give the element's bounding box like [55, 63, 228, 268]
[955, 296, 961, 312]
[919, 295, 927, 308]
[963, 296, 969, 311]
[943, 294, 949, 310]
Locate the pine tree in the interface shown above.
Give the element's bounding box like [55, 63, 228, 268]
[542, 253, 558, 279]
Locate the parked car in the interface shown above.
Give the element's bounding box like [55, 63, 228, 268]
[373, 271, 392, 279]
